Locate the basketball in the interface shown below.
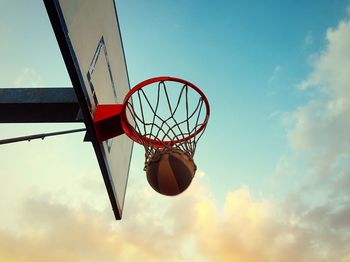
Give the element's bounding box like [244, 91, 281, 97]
[146, 149, 197, 196]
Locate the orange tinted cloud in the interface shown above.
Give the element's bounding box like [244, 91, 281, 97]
[1, 175, 349, 262]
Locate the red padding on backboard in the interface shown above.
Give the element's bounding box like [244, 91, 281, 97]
[93, 104, 124, 142]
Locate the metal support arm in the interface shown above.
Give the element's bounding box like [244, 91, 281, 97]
[0, 88, 83, 123]
[0, 128, 86, 145]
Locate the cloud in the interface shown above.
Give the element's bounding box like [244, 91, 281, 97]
[298, 18, 350, 93]
[0, 169, 211, 262]
[0, 202, 128, 262]
[267, 65, 282, 86]
[13, 68, 44, 87]
[272, 9, 350, 261]
[1, 174, 350, 262]
[287, 13, 350, 183]
[304, 31, 314, 46]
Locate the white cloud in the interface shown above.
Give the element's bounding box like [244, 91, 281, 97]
[270, 8, 350, 261]
[1, 173, 350, 262]
[268, 65, 282, 86]
[287, 13, 350, 183]
[13, 68, 44, 87]
[304, 31, 314, 46]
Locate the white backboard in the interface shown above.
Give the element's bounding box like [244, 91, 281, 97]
[44, 0, 133, 219]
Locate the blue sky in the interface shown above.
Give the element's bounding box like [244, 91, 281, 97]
[1, 0, 350, 261]
[117, 0, 349, 198]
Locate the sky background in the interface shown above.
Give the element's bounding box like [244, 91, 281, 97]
[1, 0, 350, 261]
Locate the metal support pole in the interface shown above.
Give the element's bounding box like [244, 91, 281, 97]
[0, 88, 82, 123]
[0, 128, 86, 145]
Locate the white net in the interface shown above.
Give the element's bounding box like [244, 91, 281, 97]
[123, 78, 209, 169]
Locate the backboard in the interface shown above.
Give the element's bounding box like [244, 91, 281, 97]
[44, 0, 133, 219]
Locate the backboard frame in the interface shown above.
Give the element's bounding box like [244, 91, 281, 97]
[44, 0, 133, 220]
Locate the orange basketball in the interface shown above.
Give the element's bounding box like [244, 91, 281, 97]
[146, 149, 197, 196]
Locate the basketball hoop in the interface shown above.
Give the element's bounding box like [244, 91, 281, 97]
[121, 77, 210, 168]
[93, 76, 210, 170]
